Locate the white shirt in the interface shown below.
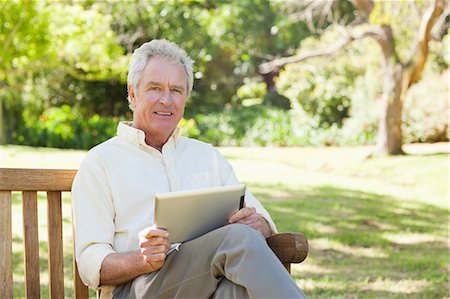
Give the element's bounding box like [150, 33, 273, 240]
[72, 122, 277, 290]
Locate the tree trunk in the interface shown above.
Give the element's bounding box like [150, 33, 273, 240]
[377, 61, 404, 155]
[374, 25, 405, 155]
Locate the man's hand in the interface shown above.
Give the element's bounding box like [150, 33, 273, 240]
[228, 206, 272, 238]
[138, 226, 171, 272]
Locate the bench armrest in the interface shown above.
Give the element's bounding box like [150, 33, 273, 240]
[266, 233, 308, 264]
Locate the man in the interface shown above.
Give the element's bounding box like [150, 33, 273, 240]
[72, 39, 306, 299]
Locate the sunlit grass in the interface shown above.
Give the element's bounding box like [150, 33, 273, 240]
[2, 143, 449, 298]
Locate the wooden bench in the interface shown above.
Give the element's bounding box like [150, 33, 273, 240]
[0, 168, 308, 298]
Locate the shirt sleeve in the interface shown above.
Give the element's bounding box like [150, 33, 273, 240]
[214, 149, 278, 234]
[72, 151, 116, 288]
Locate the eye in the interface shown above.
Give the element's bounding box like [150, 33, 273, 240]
[171, 88, 183, 94]
[149, 86, 161, 91]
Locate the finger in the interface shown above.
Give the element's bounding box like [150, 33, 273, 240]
[139, 226, 169, 239]
[236, 216, 261, 227]
[144, 237, 170, 246]
[145, 252, 166, 264]
[239, 216, 272, 237]
[145, 228, 169, 239]
[230, 207, 256, 223]
[140, 239, 171, 251]
[141, 244, 169, 255]
[229, 207, 256, 223]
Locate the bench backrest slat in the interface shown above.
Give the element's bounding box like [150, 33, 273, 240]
[22, 191, 41, 298]
[47, 191, 65, 299]
[0, 190, 13, 298]
[23, 191, 41, 298]
[73, 226, 90, 299]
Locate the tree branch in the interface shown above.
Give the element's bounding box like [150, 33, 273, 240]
[406, 0, 445, 88]
[351, 0, 374, 21]
[259, 0, 381, 75]
[258, 26, 384, 75]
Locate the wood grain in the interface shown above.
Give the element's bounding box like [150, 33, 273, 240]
[267, 233, 308, 266]
[73, 222, 89, 299]
[0, 191, 13, 299]
[22, 191, 41, 298]
[0, 168, 77, 191]
[47, 191, 65, 299]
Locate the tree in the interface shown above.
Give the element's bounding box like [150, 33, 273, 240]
[0, 0, 52, 144]
[259, 0, 448, 155]
[0, 0, 126, 144]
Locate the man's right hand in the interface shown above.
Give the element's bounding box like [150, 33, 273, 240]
[138, 226, 171, 272]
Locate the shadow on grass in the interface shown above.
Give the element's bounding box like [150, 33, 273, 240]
[251, 183, 449, 299]
[405, 152, 449, 157]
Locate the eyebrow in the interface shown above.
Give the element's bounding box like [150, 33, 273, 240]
[145, 81, 186, 91]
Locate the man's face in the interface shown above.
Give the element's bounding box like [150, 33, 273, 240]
[129, 55, 188, 143]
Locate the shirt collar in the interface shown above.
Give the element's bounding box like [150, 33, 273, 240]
[117, 121, 180, 149]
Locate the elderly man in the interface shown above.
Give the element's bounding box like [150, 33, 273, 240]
[72, 39, 306, 299]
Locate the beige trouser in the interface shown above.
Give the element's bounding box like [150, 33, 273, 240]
[113, 224, 306, 299]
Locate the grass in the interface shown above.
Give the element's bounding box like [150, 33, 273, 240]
[1, 143, 449, 298]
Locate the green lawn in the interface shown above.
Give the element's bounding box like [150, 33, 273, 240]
[2, 143, 449, 298]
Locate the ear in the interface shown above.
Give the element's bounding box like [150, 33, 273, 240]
[128, 84, 137, 109]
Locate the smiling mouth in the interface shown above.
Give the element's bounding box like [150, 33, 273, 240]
[155, 112, 173, 116]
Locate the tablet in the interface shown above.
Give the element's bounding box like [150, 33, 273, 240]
[154, 184, 246, 243]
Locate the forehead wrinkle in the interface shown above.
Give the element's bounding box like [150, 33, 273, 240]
[146, 80, 163, 86]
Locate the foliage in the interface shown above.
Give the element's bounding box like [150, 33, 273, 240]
[234, 81, 266, 107]
[428, 28, 450, 72]
[0, 0, 127, 144]
[47, 3, 127, 82]
[0, 0, 51, 142]
[187, 105, 374, 147]
[14, 105, 120, 149]
[1, 0, 448, 149]
[206, 0, 310, 75]
[369, 1, 428, 62]
[1, 0, 313, 143]
[402, 29, 450, 144]
[178, 117, 201, 139]
[277, 29, 366, 128]
[403, 69, 449, 143]
[183, 105, 293, 146]
[338, 40, 384, 145]
[263, 90, 292, 110]
[0, 0, 51, 83]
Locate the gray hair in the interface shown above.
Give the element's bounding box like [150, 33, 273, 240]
[127, 39, 194, 109]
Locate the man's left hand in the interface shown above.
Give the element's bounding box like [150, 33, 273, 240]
[228, 207, 272, 238]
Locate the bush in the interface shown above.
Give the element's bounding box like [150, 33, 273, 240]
[338, 68, 382, 146]
[188, 106, 350, 147]
[14, 105, 120, 149]
[276, 30, 368, 128]
[402, 69, 449, 143]
[241, 108, 293, 146]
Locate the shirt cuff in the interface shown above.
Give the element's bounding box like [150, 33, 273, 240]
[77, 244, 115, 289]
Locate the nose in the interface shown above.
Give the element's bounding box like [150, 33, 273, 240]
[158, 89, 172, 105]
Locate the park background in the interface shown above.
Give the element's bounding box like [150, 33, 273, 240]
[1, 0, 449, 298]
